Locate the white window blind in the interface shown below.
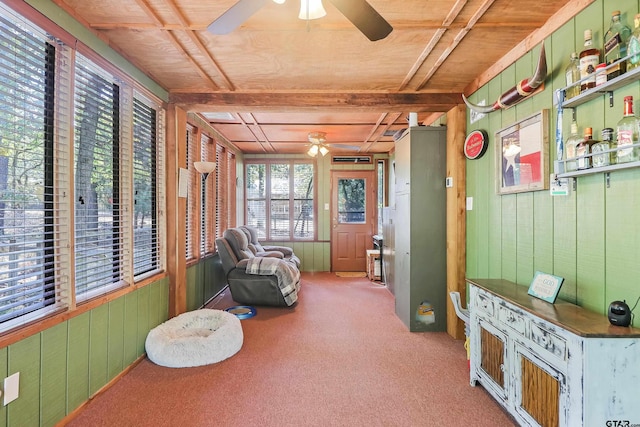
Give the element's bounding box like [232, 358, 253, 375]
[0, 6, 71, 330]
[73, 54, 124, 301]
[215, 145, 228, 238]
[132, 95, 161, 278]
[245, 161, 314, 241]
[200, 134, 214, 255]
[185, 125, 195, 260]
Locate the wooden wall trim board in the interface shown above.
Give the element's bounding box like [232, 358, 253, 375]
[446, 105, 467, 340]
[166, 105, 188, 317]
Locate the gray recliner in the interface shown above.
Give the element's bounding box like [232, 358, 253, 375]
[216, 228, 301, 307]
[239, 225, 301, 268]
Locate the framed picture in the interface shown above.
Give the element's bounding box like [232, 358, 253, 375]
[496, 110, 549, 194]
[527, 271, 564, 304]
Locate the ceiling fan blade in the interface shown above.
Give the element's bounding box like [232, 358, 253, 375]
[207, 0, 268, 35]
[328, 0, 392, 41]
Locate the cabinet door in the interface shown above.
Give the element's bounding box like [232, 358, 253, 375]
[474, 319, 508, 400]
[394, 133, 410, 193]
[514, 344, 564, 427]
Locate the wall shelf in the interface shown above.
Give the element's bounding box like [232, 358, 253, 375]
[559, 56, 640, 109]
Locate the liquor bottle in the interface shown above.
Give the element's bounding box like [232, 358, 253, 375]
[604, 10, 631, 80]
[616, 96, 639, 164]
[580, 29, 600, 92]
[627, 14, 640, 72]
[576, 127, 597, 170]
[564, 121, 581, 172]
[565, 52, 581, 99]
[592, 128, 614, 167]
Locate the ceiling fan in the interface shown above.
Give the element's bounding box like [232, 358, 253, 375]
[208, 0, 393, 41]
[305, 131, 360, 157]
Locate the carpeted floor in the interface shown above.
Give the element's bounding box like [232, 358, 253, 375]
[66, 272, 515, 427]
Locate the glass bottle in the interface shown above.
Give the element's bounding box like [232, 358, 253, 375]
[564, 121, 581, 172]
[627, 14, 640, 72]
[604, 10, 632, 80]
[592, 128, 614, 167]
[616, 96, 639, 164]
[565, 52, 581, 99]
[580, 29, 600, 92]
[576, 127, 597, 170]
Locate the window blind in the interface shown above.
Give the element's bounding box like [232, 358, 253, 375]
[0, 6, 71, 330]
[73, 54, 124, 301]
[132, 96, 160, 277]
[185, 125, 195, 260]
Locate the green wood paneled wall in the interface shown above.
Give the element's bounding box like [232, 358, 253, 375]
[0, 278, 169, 427]
[465, 0, 640, 324]
[186, 255, 227, 311]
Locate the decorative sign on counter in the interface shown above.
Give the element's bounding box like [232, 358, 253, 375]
[528, 271, 564, 303]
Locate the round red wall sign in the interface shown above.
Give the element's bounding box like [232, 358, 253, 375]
[464, 129, 488, 160]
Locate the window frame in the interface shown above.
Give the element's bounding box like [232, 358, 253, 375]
[244, 159, 317, 241]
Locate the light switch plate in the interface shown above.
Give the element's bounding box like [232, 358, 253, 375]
[3, 372, 19, 406]
[445, 177, 453, 188]
[466, 197, 473, 211]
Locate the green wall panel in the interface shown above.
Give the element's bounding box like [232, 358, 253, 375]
[67, 312, 90, 413]
[124, 291, 139, 366]
[465, 0, 640, 318]
[533, 191, 554, 274]
[0, 348, 6, 427]
[107, 298, 125, 382]
[186, 263, 201, 311]
[500, 196, 517, 282]
[576, 174, 606, 312]
[136, 285, 150, 355]
[516, 194, 534, 285]
[41, 322, 68, 427]
[7, 334, 40, 427]
[89, 304, 109, 395]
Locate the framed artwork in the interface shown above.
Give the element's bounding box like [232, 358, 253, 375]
[496, 110, 549, 194]
[528, 271, 564, 304]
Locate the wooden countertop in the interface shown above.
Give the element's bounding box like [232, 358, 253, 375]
[466, 278, 640, 338]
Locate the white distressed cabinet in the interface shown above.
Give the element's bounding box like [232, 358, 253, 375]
[467, 278, 640, 427]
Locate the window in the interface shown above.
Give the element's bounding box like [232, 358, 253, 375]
[73, 54, 125, 300]
[132, 94, 162, 278]
[245, 160, 314, 240]
[215, 145, 228, 238]
[200, 133, 214, 255]
[0, 3, 166, 331]
[0, 9, 69, 328]
[185, 126, 195, 260]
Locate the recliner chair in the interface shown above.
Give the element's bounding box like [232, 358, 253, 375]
[239, 225, 301, 268]
[216, 228, 301, 307]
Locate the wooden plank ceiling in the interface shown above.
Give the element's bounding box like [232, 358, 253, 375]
[51, 0, 588, 154]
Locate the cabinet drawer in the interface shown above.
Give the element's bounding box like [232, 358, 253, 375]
[475, 292, 495, 317]
[530, 323, 566, 360]
[498, 306, 527, 336]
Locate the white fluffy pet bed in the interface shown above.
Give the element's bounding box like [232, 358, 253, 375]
[145, 309, 243, 368]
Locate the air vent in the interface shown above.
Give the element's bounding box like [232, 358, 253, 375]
[331, 155, 372, 164]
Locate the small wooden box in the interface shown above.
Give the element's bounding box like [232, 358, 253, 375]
[366, 249, 381, 281]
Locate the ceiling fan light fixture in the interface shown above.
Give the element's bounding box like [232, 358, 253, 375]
[272, 0, 286, 4]
[307, 131, 326, 144]
[319, 145, 329, 156]
[307, 144, 319, 157]
[299, 0, 326, 20]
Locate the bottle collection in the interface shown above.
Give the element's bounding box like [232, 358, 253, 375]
[562, 10, 640, 172]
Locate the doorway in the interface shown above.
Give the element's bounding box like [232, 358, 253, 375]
[330, 170, 376, 272]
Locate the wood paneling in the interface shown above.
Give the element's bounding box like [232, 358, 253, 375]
[521, 356, 559, 427]
[41, 323, 68, 426]
[480, 326, 503, 387]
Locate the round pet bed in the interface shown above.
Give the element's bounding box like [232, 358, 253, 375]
[145, 309, 243, 368]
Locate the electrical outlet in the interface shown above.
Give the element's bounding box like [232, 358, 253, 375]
[3, 372, 19, 406]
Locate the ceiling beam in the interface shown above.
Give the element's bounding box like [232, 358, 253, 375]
[170, 92, 463, 112]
